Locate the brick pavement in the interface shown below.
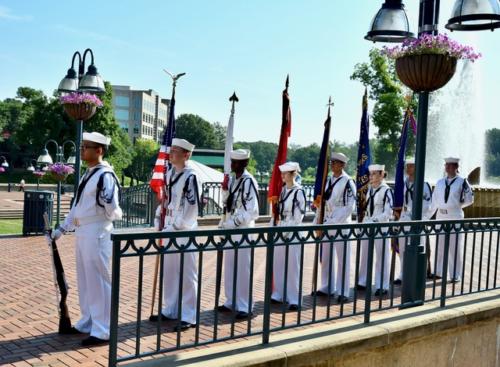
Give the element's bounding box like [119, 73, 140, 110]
[0, 229, 499, 366]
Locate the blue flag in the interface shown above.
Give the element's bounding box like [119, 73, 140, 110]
[356, 90, 371, 222]
[393, 110, 415, 210]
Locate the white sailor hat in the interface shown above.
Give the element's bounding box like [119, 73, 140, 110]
[444, 157, 460, 164]
[82, 131, 111, 146]
[172, 138, 195, 152]
[279, 161, 301, 173]
[230, 149, 251, 160]
[405, 157, 415, 165]
[331, 152, 348, 163]
[369, 164, 385, 172]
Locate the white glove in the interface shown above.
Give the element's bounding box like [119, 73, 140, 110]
[52, 229, 63, 240]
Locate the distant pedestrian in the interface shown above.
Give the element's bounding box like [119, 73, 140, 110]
[18, 179, 25, 192]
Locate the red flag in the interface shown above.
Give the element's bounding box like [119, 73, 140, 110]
[268, 75, 292, 223]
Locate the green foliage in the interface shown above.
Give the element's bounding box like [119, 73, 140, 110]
[125, 138, 158, 182]
[485, 128, 500, 178]
[351, 48, 417, 174]
[0, 82, 133, 176]
[175, 114, 221, 149]
[234, 141, 278, 173]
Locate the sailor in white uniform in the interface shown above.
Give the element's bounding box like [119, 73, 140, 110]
[218, 149, 259, 319]
[357, 164, 394, 295]
[149, 138, 200, 331]
[395, 158, 433, 284]
[429, 157, 474, 282]
[271, 161, 306, 310]
[314, 152, 356, 302]
[47, 132, 122, 346]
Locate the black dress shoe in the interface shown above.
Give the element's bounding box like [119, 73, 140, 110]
[356, 284, 366, 291]
[393, 279, 402, 285]
[449, 278, 461, 283]
[337, 295, 349, 303]
[430, 274, 442, 279]
[81, 336, 108, 347]
[270, 298, 284, 304]
[310, 290, 329, 297]
[217, 305, 232, 312]
[174, 321, 196, 331]
[59, 326, 85, 335]
[235, 311, 252, 319]
[288, 304, 299, 311]
[374, 289, 388, 296]
[149, 314, 175, 322]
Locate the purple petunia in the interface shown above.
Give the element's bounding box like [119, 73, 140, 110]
[59, 92, 103, 107]
[382, 33, 481, 62]
[48, 163, 75, 176]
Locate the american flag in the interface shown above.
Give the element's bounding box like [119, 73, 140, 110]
[150, 92, 176, 200]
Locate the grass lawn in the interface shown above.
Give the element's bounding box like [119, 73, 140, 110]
[0, 219, 23, 235]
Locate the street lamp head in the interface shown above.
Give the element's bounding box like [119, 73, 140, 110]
[365, 0, 415, 43]
[1, 161, 8, 168]
[66, 149, 76, 165]
[446, 0, 500, 31]
[27, 163, 35, 172]
[37, 148, 53, 165]
[78, 64, 105, 94]
[57, 67, 79, 93]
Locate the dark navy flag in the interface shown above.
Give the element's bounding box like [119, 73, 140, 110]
[356, 90, 371, 222]
[313, 102, 332, 215]
[393, 110, 416, 210]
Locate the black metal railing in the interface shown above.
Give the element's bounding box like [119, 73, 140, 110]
[108, 217, 500, 366]
[115, 184, 156, 229]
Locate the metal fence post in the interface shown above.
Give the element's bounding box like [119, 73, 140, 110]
[364, 226, 375, 324]
[440, 223, 451, 308]
[262, 233, 275, 344]
[108, 238, 122, 367]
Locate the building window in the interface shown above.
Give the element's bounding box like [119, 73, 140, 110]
[115, 96, 130, 108]
[115, 109, 129, 120]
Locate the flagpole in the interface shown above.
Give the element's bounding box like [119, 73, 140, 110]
[215, 92, 238, 310]
[150, 69, 186, 317]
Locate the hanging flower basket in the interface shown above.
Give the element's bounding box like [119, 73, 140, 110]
[47, 163, 74, 182]
[59, 92, 103, 121]
[395, 54, 457, 92]
[383, 33, 480, 93]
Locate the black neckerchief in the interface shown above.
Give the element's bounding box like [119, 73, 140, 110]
[367, 186, 383, 216]
[167, 171, 185, 205]
[226, 174, 246, 211]
[405, 180, 414, 205]
[279, 186, 296, 219]
[74, 166, 103, 207]
[324, 175, 344, 201]
[444, 177, 458, 203]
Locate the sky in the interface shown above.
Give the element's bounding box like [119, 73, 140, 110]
[0, 0, 498, 147]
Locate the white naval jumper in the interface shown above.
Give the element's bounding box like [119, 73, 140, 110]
[271, 183, 306, 306]
[430, 175, 474, 280]
[319, 172, 356, 297]
[159, 164, 200, 324]
[60, 161, 122, 340]
[397, 178, 433, 281]
[358, 182, 394, 291]
[222, 169, 259, 313]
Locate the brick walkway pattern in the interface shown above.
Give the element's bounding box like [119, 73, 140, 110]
[0, 227, 499, 366]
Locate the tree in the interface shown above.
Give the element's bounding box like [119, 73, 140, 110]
[125, 138, 158, 182]
[288, 143, 321, 173]
[351, 48, 417, 174]
[485, 128, 500, 177]
[175, 114, 219, 149]
[234, 141, 278, 173]
[212, 121, 226, 150]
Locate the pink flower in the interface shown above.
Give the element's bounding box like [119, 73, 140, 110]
[381, 33, 481, 62]
[48, 163, 75, 176]
[59, 92, 103, 107]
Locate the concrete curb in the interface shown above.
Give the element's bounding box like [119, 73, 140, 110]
[126, 289, 500, 367]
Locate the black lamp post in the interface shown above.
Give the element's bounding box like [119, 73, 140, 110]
[27, 159, 44, 190]
[57, 49, 105, 195]
[37, 139, 77, 227]
[365, 0, 498, 307]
